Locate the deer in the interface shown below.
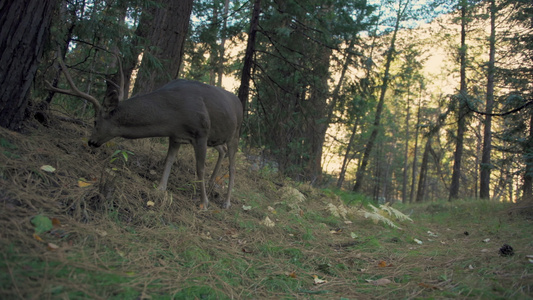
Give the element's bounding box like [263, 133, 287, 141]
[47, 52, 243, 209]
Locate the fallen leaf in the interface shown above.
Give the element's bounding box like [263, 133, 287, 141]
[350, 232, 358, 239]
[378, 260, 388, 268]
[95, 229, 108, 237]
[267, 206, 277, 214]
[313, 275, 327, 285]
[260, 216, 275, 227]
[418, 282, 440, 290]
[40, 165, 56, 173]
[287, 271, 297, 278]
[51, 217, 61, 227]
[78, 179, 92, 187]
[146, 200, 155, 207]
[33, 233, 44, 242]
[47, 243, 60, 251]
[368, 278, 391, 286]
[242, 205, 252, 211]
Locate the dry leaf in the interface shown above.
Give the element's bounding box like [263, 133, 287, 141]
[313, 275, 327, 285]
[242, 205, 252, 211]
[287, 271, 297, 278]
[146, 201, 155, 207]
[40, 165, 56, 173]
[96, 229, 108, 237]
[51, 217, 61, 227]
[378, 260, 388, 268]
[260, 216, 275, 227]
[78, 179, 92, 187]
[418, 282, 440, 290]
[47, 243, 60, 251]
[33, 233, 44, 242]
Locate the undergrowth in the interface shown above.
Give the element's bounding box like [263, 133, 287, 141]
[0, 120, 532, 299]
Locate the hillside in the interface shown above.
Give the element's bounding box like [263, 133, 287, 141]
[0, 118, 532, 299]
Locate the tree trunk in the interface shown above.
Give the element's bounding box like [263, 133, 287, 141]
[238, 0, 261, 116]
[480, 0, 496, 200]
[133, 0, 193, 94]
[337, 115, 361, 188]
[402, 89, 411, 202]
[449, 0, 469, 201]
[0, 0, 56, 130]
[353, 1, 407, 192]
[416, 137, 431, 202]
[523, 114, 533, 202]
[409, 97, 422, 202]
[216, 0, 230, 87]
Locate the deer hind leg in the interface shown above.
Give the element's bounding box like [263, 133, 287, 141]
[158, 139, 181, 191]
[223, 138, 238, 209]
[208, 144, 227, 188]
[194, 137, 209, 209]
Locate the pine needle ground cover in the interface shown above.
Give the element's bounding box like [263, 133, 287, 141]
[1, 121, 532, 299]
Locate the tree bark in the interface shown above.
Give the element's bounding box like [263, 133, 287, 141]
[480, 0, 496, 199]
[0, 0, 56, 130]
[238, 0, 261, 116]
[133, 0, 193, 95]
[449, 0, 469, 201]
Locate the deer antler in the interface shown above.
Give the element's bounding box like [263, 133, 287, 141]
[46, 49, 102, 114]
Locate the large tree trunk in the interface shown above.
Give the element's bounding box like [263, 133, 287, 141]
[0, 0, 56, 130]
[480, 0, 496, 200]
[133, 0, 193, 95]
[449, 0, 469, 201]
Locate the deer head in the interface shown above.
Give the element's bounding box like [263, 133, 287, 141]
[47, 51, 243, 209]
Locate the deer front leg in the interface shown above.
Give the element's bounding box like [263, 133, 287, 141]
[194, 137, 209, 209]
[158, 140, 181, 191]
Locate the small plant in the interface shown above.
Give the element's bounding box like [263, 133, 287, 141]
[109, 149, 134, 166]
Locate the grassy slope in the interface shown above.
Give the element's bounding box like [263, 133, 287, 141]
[0, 120, 532, 299]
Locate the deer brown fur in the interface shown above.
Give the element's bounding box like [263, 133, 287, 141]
[47, 53, 243, 209]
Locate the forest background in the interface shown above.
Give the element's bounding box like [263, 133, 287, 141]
[1, 0, 532, 205]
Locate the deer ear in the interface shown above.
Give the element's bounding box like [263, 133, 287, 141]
[104, 79, 120, 112]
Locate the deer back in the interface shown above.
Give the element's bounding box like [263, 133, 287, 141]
[89, 80, 243, 147]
